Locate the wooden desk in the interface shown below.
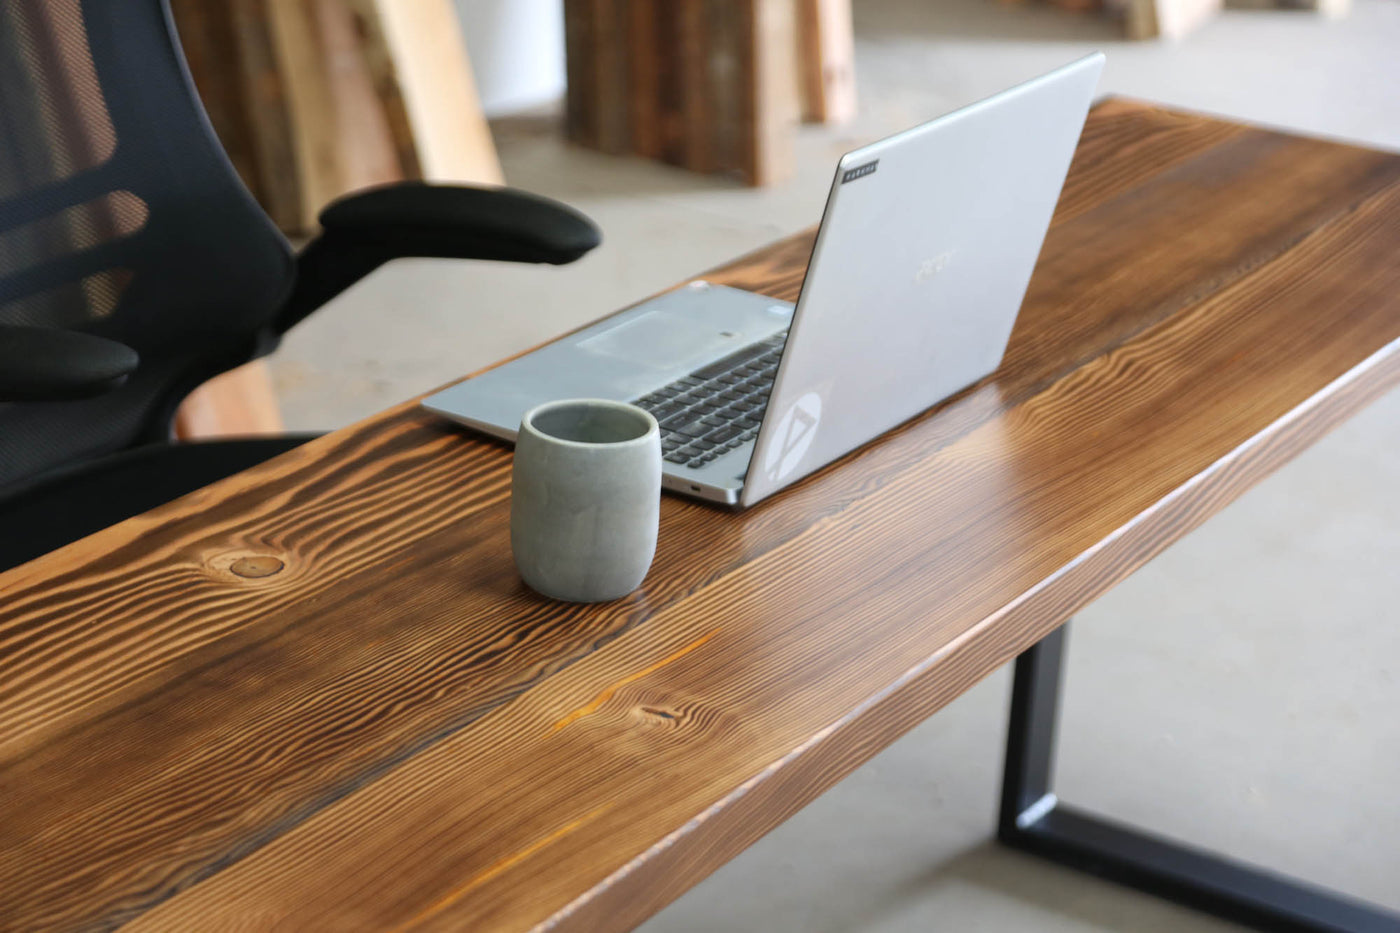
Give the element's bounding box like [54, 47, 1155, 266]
[2, 100, 1399, 932]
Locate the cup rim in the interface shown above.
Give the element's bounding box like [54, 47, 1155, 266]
[520, 398, 659, 450]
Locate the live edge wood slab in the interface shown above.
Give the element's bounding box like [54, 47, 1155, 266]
[2, 99, 1399, 932]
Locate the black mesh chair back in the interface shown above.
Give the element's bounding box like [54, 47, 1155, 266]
[0, 0, 294, 488]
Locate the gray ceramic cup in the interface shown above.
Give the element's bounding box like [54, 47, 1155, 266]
[511, 398, 661, 602]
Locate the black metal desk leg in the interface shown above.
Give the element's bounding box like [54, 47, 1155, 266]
[997, 622, 1400, 933]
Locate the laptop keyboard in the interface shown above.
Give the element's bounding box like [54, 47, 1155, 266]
[631, 332, 788, 470]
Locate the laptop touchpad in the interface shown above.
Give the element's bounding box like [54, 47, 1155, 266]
[578, 307, 736, 373]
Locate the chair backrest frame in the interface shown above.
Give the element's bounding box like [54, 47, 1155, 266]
[0, 0, 295, 489]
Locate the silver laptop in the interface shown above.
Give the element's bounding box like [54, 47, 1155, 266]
[424, 54, 1104, 508]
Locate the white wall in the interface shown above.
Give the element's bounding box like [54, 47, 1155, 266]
[453, 0, 566, 116]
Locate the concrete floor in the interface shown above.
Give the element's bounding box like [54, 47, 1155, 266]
[270, 1, 1400, 929]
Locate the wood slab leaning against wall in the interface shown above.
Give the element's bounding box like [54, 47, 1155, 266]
[168, 0, 503, 438]
[565, 0, 855, 186]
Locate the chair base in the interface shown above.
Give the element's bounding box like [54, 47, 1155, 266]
[999, 625, 1400, 933]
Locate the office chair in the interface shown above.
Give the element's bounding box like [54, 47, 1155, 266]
[0, 0, 600, 573]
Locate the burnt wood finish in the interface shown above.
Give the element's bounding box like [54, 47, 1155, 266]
[3, 100, 1400, 932]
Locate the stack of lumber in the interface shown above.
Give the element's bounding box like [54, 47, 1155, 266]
[169, 0, 502, 236]
[564, 0, 855, 187]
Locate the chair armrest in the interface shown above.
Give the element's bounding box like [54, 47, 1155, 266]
[273, 182, 602, 334]
[319, 182, 601, 263]
[0, 326, 139, 402]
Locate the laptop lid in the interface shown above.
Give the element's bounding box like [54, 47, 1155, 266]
[740, 53, 1104, 507]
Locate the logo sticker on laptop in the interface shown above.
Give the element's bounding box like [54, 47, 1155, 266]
[763, 392, 822, 482]
[915, 251, 954, 284]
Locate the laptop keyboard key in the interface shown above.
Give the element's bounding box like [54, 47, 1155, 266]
[692, 343, 770, 380]
[708, 423, 742, 443]
[659, 411, 694, 430]
[664, 451, 690, 464]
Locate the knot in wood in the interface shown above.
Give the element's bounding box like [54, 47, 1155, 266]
[229, 555, 285, 579]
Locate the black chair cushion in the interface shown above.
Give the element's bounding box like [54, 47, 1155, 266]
[0, 435, 314, 573]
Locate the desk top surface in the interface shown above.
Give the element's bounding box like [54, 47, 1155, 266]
[3, 100, 1400, 932]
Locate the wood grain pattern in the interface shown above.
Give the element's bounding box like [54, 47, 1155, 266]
[563, 0, 598, 150]
[263, 0, 346, 227]
[168, 0, 264, 205]
[593, 0, 631, 156]
[795, 0, 855, 124]
[739, 0, 798, 186]
[175, 0, 494, 234]
[626, 0, 662, 160]
[678, 0, 712, 172]
[359, 0, 503, 185]
[3, 102, 1400, 932]
[705, 0, 744, 175]
[565, 0, 807, 185]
